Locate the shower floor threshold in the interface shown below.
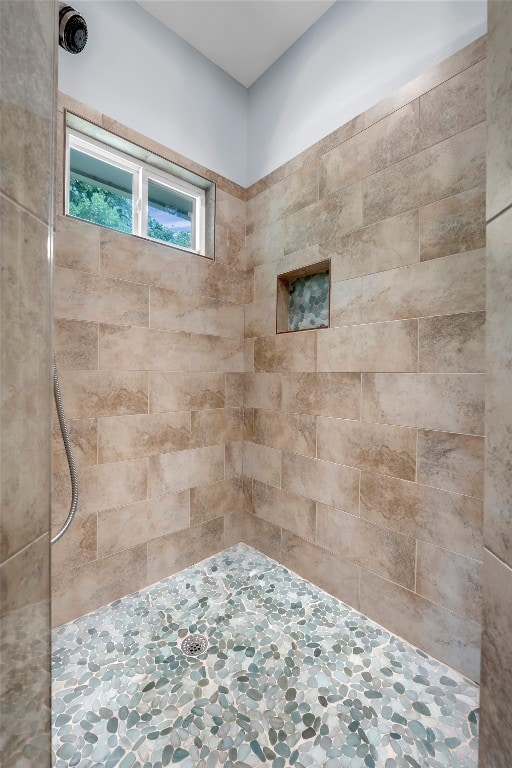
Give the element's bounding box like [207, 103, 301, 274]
[52, 544, 479, 768]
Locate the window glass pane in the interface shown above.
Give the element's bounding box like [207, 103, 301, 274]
[69, 147, 133, 233]
[147, 179, 193, 249]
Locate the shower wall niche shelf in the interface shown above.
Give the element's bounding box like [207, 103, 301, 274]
[276, 259, 331, 333]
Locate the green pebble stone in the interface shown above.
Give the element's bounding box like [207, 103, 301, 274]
[302, 727, 315, 739]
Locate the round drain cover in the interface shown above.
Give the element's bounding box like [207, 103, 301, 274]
[181, 634, 208, 657]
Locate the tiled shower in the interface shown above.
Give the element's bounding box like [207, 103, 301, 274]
[1, 1, 512, 767]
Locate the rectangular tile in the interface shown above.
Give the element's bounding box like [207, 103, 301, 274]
[148, 445, 224, 497]
[417, 430, 484, 499]
[284, 183, 363, 255]
[147, 518, 224, 585]
[359, 569, 481, 681]
[190, 478, 244, 525]
[320, 101, 420, 196]
[360, 470, 483, 559]
[362, 249, 485, 322]
[244, 299, 276, 339]
[317, 417, 416, 481]
[99, 325, 190, 371]
[225, 373, 244, 408]
[54, 214, 100, 274]
[242, 442, 281, 487]
[97, 492, 190, 557]
[245, 218, 285, 270]
[280, 531, 360, 609]
[317, 320, 418, 372]
[416, 541, 482, 623]
[190, 408, 243, 448]
[363, 123, 485, 225]
[52, 417, 97, 472]
[247, 161, 319, 230]
[330, 278, 362, 327]
[98, 411, 190, 463]
[420, 59, 486, 148]
[362, 373, 484, 435]
[254, 331, 316, 373]
[150, 285, 243, 338]
[252, 408, 316, 457]
[215, 188, 245, 239]
[281, 373, 360, 419]
[54, 319, 98, 370]
[252, 480, 316, 541]
[281, 452, 359, 513]
[419, 187, 485, 262]
[51, 512, 97, 575]
[54, 267, 149, 326]
[149, 371, 224, 413]
[327, 210, 419, 282]
[215, 225, 245, 270]
[244, 373, 282, 411]
[190, 334, 244, 372]
[59, 370, 148, 419]
[225, 441, 243, 479]
[241, 512, 282, 562]
[418, 311, 485, 373]
[316, 502, 415, 589]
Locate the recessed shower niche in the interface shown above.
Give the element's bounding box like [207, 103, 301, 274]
[276, 259, 331, 333]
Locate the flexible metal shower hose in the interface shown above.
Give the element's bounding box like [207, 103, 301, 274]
[51, 359, 79, 544]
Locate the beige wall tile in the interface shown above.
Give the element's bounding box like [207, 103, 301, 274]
[241, 513, 281, 562]
[54, 319, 98, 370]
[253, 258, 280, 301]
[479, 551, 512, 765]
[252, 480, 316, 541]
[223, 510, 247, 549]
[190, 334, 244, 372]
[244, 373, 282, 410]
[252, 408, 316, 457]
[59, 370, 148, 419]
[0, 535, 49, 614]
[419, 187, 486, 262]
[51, 544, 147, 627]
[316, 502, 415, 589]
[215, 188, 245, 239]
[150, 286, 243, 338]
[245, 339, 254, 373]
[99, 325, 190, 371]
[225, 441, 243, 478]
[284, 183, 363, 255]
[247, 162, 319, 230]
[416, 541, 482, 623]
[254, 331, 316, 373]
[225, 373, 244, 407]
[362, 372, 484, 435]
[97, 492, 189, 557]
[245, 268, 255, 305]
[359, 569, 481, 681]
[280, 530, 360, 608]
[52, 417, 97, 472]
[246, 219, 285, 270]
[215, 226, 245, 270]
[362, 249, 485, 322]
[98, 412, 190, 463]
[328, 210, 419, 282]
[363, 123, 485, 225]
[190, 408, 243, 448]
[54, 215, 100, 274]
[360, 470, 483, 559]
[190, 478, 244, 525]
[417, 430, 484, 499]
[317, 320, 418, 373]
[320, 101, 420, 196]
[148, 445, 224, 497]
[245, 300, 276, 339]
[418, 311, 485, 373]
[317, 418, 416, 481]
[149, 371, 224, 413]
[420, 59, 486, 148]
[51, 513, 97, 575]
[147, 518, 224, 584]
[330, 278, 362, 327]
[282, 373, 360, 418]
[54, 267, 149, 327]
[242, 442, 281, 486]
[52, 458, 147, 520]
[282, 452, 359, 513]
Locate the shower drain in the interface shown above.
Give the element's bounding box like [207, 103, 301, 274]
[180, 634, 208, 657]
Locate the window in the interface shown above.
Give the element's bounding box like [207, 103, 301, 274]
[66, 129, 206, 255]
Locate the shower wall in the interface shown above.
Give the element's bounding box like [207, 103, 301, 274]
[0, 0, 55, 764]
[242, 36, 486, 682]
[51, 95, 246, 626]
[479, 0, 512, 763]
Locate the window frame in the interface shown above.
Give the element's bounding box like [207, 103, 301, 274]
[65, 128, 206, 255]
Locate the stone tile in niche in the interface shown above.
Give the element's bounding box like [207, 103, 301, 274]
[288, 271, 329, 331]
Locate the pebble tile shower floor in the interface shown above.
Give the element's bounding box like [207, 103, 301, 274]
[52, 544, 479, 768]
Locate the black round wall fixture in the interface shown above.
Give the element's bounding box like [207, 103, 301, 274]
[59, 3, 88, 54]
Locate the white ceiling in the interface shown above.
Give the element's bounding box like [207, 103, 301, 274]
[136, 0, 336, 87]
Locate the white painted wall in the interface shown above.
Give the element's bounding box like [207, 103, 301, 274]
[59, 0, 248, 186]
[247, 0, 487, 184]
